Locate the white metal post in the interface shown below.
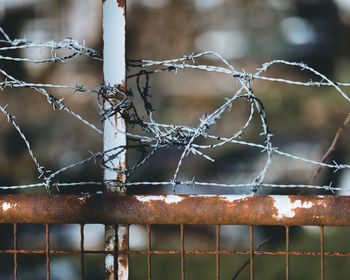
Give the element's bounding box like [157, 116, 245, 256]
[103, 0, 128, 279]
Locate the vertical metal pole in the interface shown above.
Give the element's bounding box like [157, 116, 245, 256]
[285, 226, 289, 280]
[103, 0, 128, 279]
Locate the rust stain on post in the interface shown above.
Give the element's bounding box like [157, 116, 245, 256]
[115, 159, 127, 187]
[103, 0, 127, 278]
[117, 0, 126, 15]
[117, 225, 129, 279]
[118, 80, 126, 92]
[117, 0, 125, 8]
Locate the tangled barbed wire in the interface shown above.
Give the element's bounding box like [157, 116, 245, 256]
[0, 27, 349, 194]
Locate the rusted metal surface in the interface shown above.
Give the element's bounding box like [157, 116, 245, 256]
[249, 225, 254, 280]
[46, 224, 50, 280]
[13, 223, 17, 280]
[147, 224, 151, 280]
[2, 222, 350, 280]
[285, 226, 289, 280]
[117, 225, 129, 279]
[180, 224, 185, 280]
[3, 247, 350, 257]
[2, 194, 350, 225]
[216, 225, 220, 280]
[105, 225, 116, 279]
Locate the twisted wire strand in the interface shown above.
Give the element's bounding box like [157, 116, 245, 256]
[0, 26, 349, 193]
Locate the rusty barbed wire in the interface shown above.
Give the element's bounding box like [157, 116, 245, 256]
[0, 28, 349, 193]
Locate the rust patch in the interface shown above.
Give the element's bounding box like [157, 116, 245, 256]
[116, 158, 127, 184]
[118, 80, 126, 91]
[118, 257, 128, 268]
[117, 0, 126, 16]
[122, 232, 128, 247]
[117, 0, 125, 8]
[116, 81, 126, 101]
[105, 267, 114, 280]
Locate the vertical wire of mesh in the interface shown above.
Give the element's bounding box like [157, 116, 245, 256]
[216, 225, 220, 280]
[181, 224, 185, 280]
[13, 223, 18, 280]
[80, 224, 85, 280]
[147, 224, 151, 280]
[45, 224, 50, 280]
[249, 225, 254, 280]
[285, 226, 289, 280]
[320, 226, 324, 280]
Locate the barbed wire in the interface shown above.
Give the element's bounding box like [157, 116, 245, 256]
[0, 27, 349, 194]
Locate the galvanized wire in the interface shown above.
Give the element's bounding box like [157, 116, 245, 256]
[0, 28, 349, 193]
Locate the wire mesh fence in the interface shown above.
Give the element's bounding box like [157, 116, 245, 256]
[1, 194, 350, 279]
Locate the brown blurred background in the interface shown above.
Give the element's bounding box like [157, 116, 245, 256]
[1, 0, 350, 279]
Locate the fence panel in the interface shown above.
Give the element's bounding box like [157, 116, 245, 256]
[1, 194, 350, 279]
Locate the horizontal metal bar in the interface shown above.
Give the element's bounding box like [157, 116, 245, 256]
[0, 194, 349, 225]
[2, 249, 350, 257]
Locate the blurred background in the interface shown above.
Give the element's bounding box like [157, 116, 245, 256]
[0, 0, 350, 279]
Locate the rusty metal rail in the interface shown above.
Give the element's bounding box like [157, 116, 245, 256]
[0, 194, 349, 225]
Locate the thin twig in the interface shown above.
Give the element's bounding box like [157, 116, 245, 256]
[309, 114, 350, 185]
[232, 235, 273, 280]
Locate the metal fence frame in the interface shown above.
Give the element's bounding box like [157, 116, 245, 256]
[1, 194, 350, 279]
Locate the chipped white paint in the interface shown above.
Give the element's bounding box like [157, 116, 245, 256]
[273, 196, 314, 219]
[117, 225, 128, 244]
[105, 226, 116, 251]
[136, 195, 254, 204]
[103, 0, 126, 182]
[77, 196, 90, 202]
[136, 195, 184, 204]
[105, 254, 114, 269]
[219, 195, 252, 203]
[118, 262, 129, 279]
[117, 225, 129, 279]
[2, 202, 16, 211]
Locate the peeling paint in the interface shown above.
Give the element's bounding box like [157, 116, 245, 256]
[117, 226, 128, 244]
[106, 238, 115, 250]
[105, 254, 114, 268]
[219, 195, 252, 203]
[77, 196, 90, 202]
[2, 202, 16, 211]
[118, 261, 128, 279]
[103, 0, 126, 184]
[273, 197, 313, 219]
[136, 195, 184, 204]
[105, 226, 116, 251]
